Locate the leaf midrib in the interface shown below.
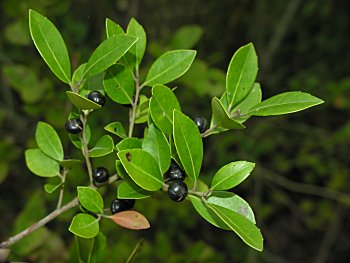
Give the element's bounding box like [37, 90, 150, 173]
[249, 99, 322, 113]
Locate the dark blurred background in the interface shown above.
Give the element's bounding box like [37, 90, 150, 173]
[1, 0, 350, 262]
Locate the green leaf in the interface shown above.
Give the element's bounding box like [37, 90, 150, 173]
[105, 18, 124, 38]
[82, 34, 137, 79]
[59, 159, 82, 169]
[115, 160, 128, 179]
[117, 149, 163, 191]
[66, 91, 102, 110]
[89, 135, 114, 158]
[207, 203, 263, 251]
[142, 124, 171, 174]
[247, 92, 324, 116]
[126, 18, 147, 69]
[25, 148, 60, 177]
[109, 211, 150, 230]
[72, 63, 86, 86]
[69, 213, 99, 239]
[104, 122, 127, 138]
[226, 43, 258, 109]
[117, 180, 152, 199]
[91, 232, 107, 263]
[77, 186, 104, 214]
[149, 84, 181, 135]
[35, 122, 63, 161]
[232, 82, 262, 123]
[171, 25, 203, 49]
[207, 191, 256, 224]
[115, 137, 142, 151]
[173, 110, 203, 180]
[29, 10, 71, 84]
[44, 182, 62, 193]
[135, 95, 149, 124]
[103, 64, 134, 104]
[211, 97, 245, 129]
[211, 161, 255, 191]
[144, 50, 196, 86]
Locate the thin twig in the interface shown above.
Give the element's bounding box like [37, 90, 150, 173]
[80, 111, 93, 184]
[126, 239, 144, 263]
[57, 168, 68, 209]
[0, 198, 78, 248]
[128, 69, 141, 138]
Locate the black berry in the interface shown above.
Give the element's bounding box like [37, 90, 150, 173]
[193, 117, 208, 133]
[169, 167, 186, 181]
[65, 118, 83, 134]
[87, 90, 106, 106]
[110, 198, 135, 214]
[168, 180, 188, 202]
[92, 167, 110, 184]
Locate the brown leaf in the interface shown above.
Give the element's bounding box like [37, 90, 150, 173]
[109, 211, 150, 230]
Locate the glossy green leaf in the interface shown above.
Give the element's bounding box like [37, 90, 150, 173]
[142, 124, 171, 174]
[117, 149, 163, 191]
[117, 180, 152, 199]
[29, 10, 71, 84]
[126, 18, 146, 69]
[144, 50, 196, 86]
[150, 84, 181, 135]
[103, 64, 134, 104]
[25, 148, 60, 177]
[171, 25, 203, 49]
[173, 110, 203, 180]
[35, 121, 63, 161]
[59, 159, 82, 169]
[82, 34, 137, 78]
[69, 213, 99, 239]
[211, 161, 255, 190]
[211, 97, 245, 129]
[66, 91, 102, 110]
[72, 63, 86, 86]
[115, 137, 142, 151]
[232, 83, 262, 123]
[44, 182, 62, 194]
[207, 203, 263, 251]
[77, 186, 104, 214]
[226, 43, 258, 109]
[104, 122, 127, 138]
[135, 95, 149, 124]
[247, 92, 324, 116]
[105, 18, 124, 38]
[115, 160, 128, 179]
[89, 135, 114, 158]
[207, 191, 256, 224]
[109, 211, 150, 230]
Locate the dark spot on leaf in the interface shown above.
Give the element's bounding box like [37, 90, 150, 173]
[126, 152, 132, 162]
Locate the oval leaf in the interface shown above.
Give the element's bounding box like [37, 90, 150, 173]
[117, 180, 152, 199]
[29, 10, 71, 84]
[211, 161, 255, 190]
[115, 137, 142, 151]
[104, 122, 127, 138]
[25, 148, 60, 177]
[150, 84, 181, 135]
[103, 64, 134, 104]
[207, 203, 263, 251]
[117, 149, 163, 191]
[211, 97, 245, 130]
[35, 122, 63, 161]
[77, 186, 104, 214]
[247, 91, 324, 116]
[44, 182, 62, 194]
[173, 110, 203, 180]
[89, 135, 114, 158]
[66, 91, 102, 110]
[59, 159, 82, 169]
[226, 43, 258, 109]
[126, 18, 147, 68]
[144, 50, 196, 86]
[142, 124, 171, 174]
[109, 211, 150, 230]
[69, 213, 99, 239]
[82, 34, 137, 79]
[105, 18, 124, 38]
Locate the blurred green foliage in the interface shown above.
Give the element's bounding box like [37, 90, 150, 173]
[1, 0, 349, 262]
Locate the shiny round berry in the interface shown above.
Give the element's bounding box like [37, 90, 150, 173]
[92, 167, 110, 184]
[123, 199, 135, 210]
[193, 117, 208, 133]
[110, 199, 126, 214]
[65, 118, 83, 134]
[169, 167, 186, 181]
[168, 180, 188, 202]
[87, 90, 106, 106]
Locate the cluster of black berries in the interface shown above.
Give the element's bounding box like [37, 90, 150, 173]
[167, 161, 188, 202]
[64, 90, 105, 134]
